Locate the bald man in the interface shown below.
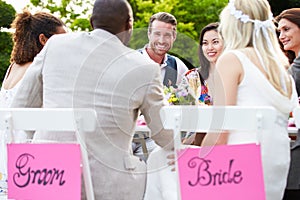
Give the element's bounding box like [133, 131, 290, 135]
[10, 0, 173, 199]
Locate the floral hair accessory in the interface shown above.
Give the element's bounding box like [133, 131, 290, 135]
[228, 1, 250, 23]
[228, 0, 273, 24]
[227, 0, 275, 70]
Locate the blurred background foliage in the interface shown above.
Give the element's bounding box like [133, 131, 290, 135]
[0, 0, 299, 84]
[0, 0, 15, 84]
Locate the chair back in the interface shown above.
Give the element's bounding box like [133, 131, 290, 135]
[160, 106, 276, 149]
[0, 108, 97, 200]
[160, 106, 276, 200]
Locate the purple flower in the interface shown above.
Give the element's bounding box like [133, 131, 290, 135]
[177, 90, 188, 97]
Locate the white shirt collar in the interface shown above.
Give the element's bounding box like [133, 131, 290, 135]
[140, 45, 169, 69]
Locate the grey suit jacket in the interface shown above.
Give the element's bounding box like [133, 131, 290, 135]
[289, 56, 300, 150]
[286, 56, 300, 189]
[11, 29, 173, 200]
[290, 56, 300, 97]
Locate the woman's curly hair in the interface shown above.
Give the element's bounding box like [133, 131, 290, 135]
[10, 10, 64, 64]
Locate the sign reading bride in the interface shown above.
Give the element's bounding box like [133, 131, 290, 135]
[177, 144, 265, 200]
[7, 143, 81, 200]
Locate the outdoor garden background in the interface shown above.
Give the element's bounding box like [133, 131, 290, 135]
[0, 0, 299, 86]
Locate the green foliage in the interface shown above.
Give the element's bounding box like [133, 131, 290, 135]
[70, 18, 91, 31]
[268, 0, 300, 16]
[0, 0, 15, 84]
[29, 0, 93, 31]
[131, 0, 227, 40]
[0, 32, 12, 84]
[0, 0, 15, 28]
[2, 0, 299, 86]
[175, 0, 227, 40]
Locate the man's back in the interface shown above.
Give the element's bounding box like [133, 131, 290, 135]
[11, 29, 173, 199]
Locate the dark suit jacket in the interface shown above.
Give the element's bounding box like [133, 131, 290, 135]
[286, 56, 300, 189]
[290, 56, 300, 97]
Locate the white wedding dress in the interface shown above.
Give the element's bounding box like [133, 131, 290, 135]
[227, 50, 298, 200]
[0, 68, 28, 194]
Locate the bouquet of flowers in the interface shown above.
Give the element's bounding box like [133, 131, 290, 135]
[163, 78, 197, 105]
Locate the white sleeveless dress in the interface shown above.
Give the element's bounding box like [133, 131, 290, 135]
[228, 50, 298, 200]
[0, 66, 28, 194]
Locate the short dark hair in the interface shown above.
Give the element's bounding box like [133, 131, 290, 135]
[148, 12, 177, 32]
[90, 0, 131, 35]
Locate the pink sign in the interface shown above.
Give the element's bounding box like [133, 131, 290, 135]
[7, 144, 81, 200]
[177, 143, 265, 200]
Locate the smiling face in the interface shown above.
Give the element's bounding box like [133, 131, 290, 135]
[278, 18, 300, 55]
[201, 30, 223, 64]
[147, 20, 176, 58]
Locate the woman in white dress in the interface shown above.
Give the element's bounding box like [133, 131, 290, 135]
[0, 10, 66, 194]
[201, 0, 299, 200]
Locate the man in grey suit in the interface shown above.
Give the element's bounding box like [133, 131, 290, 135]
[10, 0, 173, 199]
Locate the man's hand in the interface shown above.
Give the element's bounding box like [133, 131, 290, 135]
[167, 153, 176, 171]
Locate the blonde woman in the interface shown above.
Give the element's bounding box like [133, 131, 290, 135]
[201, 0, 298, 199]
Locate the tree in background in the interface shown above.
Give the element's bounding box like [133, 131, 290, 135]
[1, 0, 299, 84]
[24, 0, 300, 67]
[0, 0, 15, 84]
[29, 0, 93, 31]
[268, 0, 300, 16]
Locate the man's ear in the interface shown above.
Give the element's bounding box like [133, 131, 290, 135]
[125, 17, 133, 31]
[39, 33, 48, 46]
[90, 17, 94, 29]
[173, 31, 177, 42]
[147, 29, 151, 40]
